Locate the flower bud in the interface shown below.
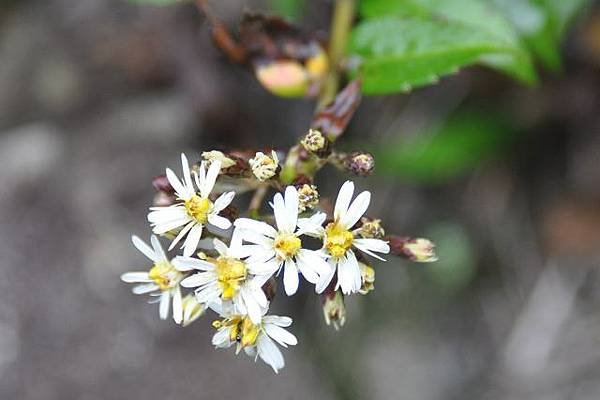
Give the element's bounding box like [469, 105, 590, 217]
[201, 151, 249, 177]
[152, 174, 174, 193]
[358, 217, 385, 239]
[300, 129, 331, 157]
[358, 261, 375, 295]
[201, 150, 237, 169]
[344, 152, 375, 176]
[297, 184, 319, 213]
[249, 150, 280, 181]
[322, 290, 346, 330]
[387, 236, 438, 262]
[181, 294, 205, 327]
[262, 277, 277, 302]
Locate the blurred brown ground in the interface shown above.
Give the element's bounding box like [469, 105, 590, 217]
[1, 1, 600, 399]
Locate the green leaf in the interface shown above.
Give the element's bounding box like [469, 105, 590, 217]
[352, 0, 536, 94]
[268, 0, 304, 21]
[371, 110, 516, 182]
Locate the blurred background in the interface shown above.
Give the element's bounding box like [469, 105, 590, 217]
[1, 0, 600, 399]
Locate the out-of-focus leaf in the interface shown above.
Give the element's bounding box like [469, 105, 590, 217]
[423, 223, 477, 292]
[372, 110, 516, 182]
[492, 0, 590, 70]
[268, 0, 304, 21]
[353, 0, 536, 94]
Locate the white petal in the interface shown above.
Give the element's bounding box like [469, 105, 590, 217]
[316, 260, 337, 294]
[238, 229, 273, 247]
[208, 214, 232, 230]
[172, 256, 214, 271]
[241, 287, 263, 324]
[283, 258, 299, 296]
[212, 238, 229, 256]
[132, 283, 158, 294]
[296, 249, 328, 283]
[195, 284, 222, 304]
[353, 238, 389, 261]
[181, 224, 203, 257]
[212, 328, 232, 348]
[234, 218, 278, 238]
[181, 153, 194, 197]
[132, 235, 159, 262]
[181, 272, 214, 288]
[296, 212, 326, 236]
[257, 334, 285, 373]
[247, 257, 280, 277]
[172, 286, 183, 324]
[334, 181, 354, 222]
[200, 159, 221, 197]
[213, 191, 235, 213]
[121, 272, 151, 283]
[284, 185, 299, 231]
[272, 192, 290, 233]
[167, 221, 196, 251]
[262, 315, 292, 327]
[166, 167, 188, 199]
[264, 324, 297, 347]
[340, 191, 370, 229]
[337, 252, 361, 294]
[150, 235, 167, 261]
[159, 291, 170, 320]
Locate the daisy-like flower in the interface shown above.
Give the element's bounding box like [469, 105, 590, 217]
[172, 231, 268, 323]
[316, 181, 390, 295]
[234, 186, 330, 296]
[249, 151, 279, 181]
[148, 153, 235, 257]
[211, 307, 297, 373]
[120, 235, 185, 323]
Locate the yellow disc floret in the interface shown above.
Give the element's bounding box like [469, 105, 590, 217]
[214, 257, 247, 300]
[273, 233, 302, 260]
[184, 195, 212, 223]
[325, 222, 354, 258]
[148, 260, 179, 291]
[214, 315, 261, 348]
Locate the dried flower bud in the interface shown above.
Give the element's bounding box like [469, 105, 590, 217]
[181, 294, 205, 327]
[387, 236, 438, 262]
[249, 150, 279, 181]
[262, 277, 277, 302]
[358, 262, 375, 295]
[344, 152, 375, 176]
[300, 129, 330, 157]
[322, 290, 346, 330]
[152, 174, 174, 193]
[358, 217, 385, 239]
[297, 184, 319, 213]
[201, 150, 237, 169]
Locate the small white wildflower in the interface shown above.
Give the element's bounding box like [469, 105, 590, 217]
[211, 306, 297, 373]
[315, 181, 390, 295]
[249, 151, 279, 181]
[121, 235, 185, 323]
[147, 153, 235, 257]
[235, 186, 330, 296]
[172, 230, 269, 323]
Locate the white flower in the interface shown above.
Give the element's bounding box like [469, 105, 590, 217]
[249, 151, 279, 181]
[120, 235, 185, 323]
[172, 231, 269, 324]
[234, 186, 330, 296]
[148, 153, 235, 257]
[316, 181, 390, 295]
[211, 307, 297, 373]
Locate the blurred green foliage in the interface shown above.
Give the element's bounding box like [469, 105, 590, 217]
[268, 0, 304, 21]
[372, 110, 516, 182]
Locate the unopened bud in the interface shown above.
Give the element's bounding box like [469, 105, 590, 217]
[181, 294, 205, 327]
[297, 184, 319, 213]
[322, 290, 346, 330]
[153, 191, 176, 207]
[344, 152, 375, 176]
[387, 236, 438, 262]
[358, 217, 385, 239]
[358, 261, 375, 295]
[201, 151, 249, 177]
[202, 150, 237, 169]
[300, 129, 330, 157]
[255, 61, 310, 98]
[152, 174, 174, 193]
[249, 151, 279, 181]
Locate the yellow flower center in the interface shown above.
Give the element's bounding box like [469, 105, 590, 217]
[213, 315, 261, 348]
[324, 222, 354, 258]
[148, 260, 178, 291]
[184, 195, 212, 223]
[214, 256, 247, 300]
[273, 233, 302, 260]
